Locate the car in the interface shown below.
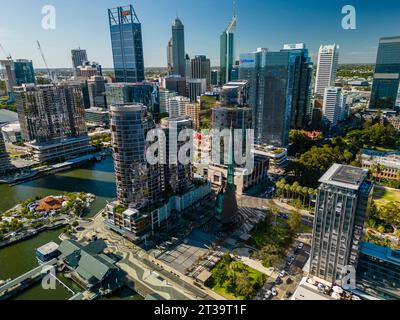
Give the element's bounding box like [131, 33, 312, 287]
[298, 243, 304, 250]
[285, 291, 293, 298]
[275, 277, 282, 285]
[272, 288, 278, 296]
[265, 290, 272, 299]
[279, 270, 286, 278]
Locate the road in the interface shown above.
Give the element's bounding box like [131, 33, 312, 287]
[76, 211, 219, 300]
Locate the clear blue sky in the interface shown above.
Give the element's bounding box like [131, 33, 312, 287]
[1, 0, 399, 68]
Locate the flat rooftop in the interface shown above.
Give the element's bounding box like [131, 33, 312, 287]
[319, 164, 368, 190]
[37, 242, 59, 255]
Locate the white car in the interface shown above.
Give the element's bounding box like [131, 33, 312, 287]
[265, 291, 272, 299]
[272, 288, 278, 296]
[298, 243, 304, 249]
[279, 270, 286, 278]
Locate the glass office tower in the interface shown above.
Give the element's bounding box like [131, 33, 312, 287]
[281, 44, 313, 129]
[220, 14, 236, 86]
[171, 18, 186, 77]
[370, 36, 400, 111]
[108, 5, 145, 83]
[239, 49, 295, 147]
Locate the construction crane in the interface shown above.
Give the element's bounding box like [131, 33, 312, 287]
[36, 40, 53, 82]
[0, 43, 12, 60]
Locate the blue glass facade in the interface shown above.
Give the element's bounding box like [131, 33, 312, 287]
[370, 36, 400, 111]
[106, 82, 159, 114]
[108, 5, 145, 83]
[239, 50, 295, 147]
[281, 45, 313, 129]
[14, 59, 36, 86]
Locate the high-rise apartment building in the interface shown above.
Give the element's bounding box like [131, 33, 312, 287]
[166, 96, 190, 118]
[314, 44, 340, 99]
[108, 5, 145, 83]
[159, 88, 177, 114]
[0, 133, 12, 174]
[310, 164, 373, 284]
[182, 103, 201, 131]
[239, 49, 295, 146]
[160, 117, 193, 194]
[87, 75, 107, 108]
[71, 48, 88, 69]
[281, 43, 314, 129]
[14, 83, 91, 162]
[110, 104, 161, 207]
[220, 10, 237, 85]
[191, 55, 211, 89]
[370, 36, 400, 111]
[170, 18, 186, 77]
[322, 87, 344, 128]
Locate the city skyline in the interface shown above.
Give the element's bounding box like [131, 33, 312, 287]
[1, 0, 400, 69]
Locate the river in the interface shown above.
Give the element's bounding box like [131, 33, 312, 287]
[0, 156, 142, 300]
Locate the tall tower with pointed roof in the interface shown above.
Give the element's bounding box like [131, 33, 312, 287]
[220, 1, 237, 85]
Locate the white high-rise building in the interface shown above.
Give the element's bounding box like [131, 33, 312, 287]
[315, 45, 340, 99]
[166, 95, 190, 118]
[322, 87, 344, 127]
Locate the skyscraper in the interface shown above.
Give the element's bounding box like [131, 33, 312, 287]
[281, 44, 314, 129]
[87, 75, 107, 108]
[314, 44, 339, 99]
[110, 104, 161, 207]
[108, 5, 145, 83]
[310, 164, 373, 284]
[71, 48, 88, 69]
[322, 87, 344, 129]
[14, 83, 91, 162]
[369, 36, 400, 111]
[220, 7, 237, 85]
[239, 49, 295, 147]
[160, 117, 193, 195]
[187, 78, 207, 102]
[191, 55, 211, 89]
[170, 18, 186, 77]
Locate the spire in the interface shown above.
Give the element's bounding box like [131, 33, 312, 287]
[227, 123, 235, 187]
[233, 0, 237, 17]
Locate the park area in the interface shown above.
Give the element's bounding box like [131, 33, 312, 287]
[209, 253, 266, 300]
[373, 186, 400, 209]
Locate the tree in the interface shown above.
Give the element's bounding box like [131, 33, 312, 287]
[378, 201, 400, 233]
[288, 211, 302, 235]
[236, 274, 255, 299]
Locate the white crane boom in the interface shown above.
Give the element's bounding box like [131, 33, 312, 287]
[36, 40, 52, 82]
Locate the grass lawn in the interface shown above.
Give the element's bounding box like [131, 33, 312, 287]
[210, 258, 265, 300]
[373, 186, 400, 209]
